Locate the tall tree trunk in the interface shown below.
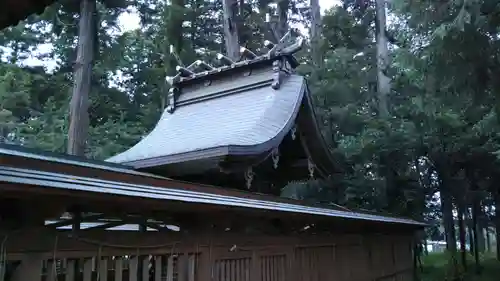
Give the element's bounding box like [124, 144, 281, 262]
[485, 204, 491, 253]
[485, 225, 490, 252]
[164, 0, 185, 111]
[222, 0, 240, 60]
[310, 0, 322, 68]
[67, 0, 96, 156]
[423, 239, 428, 255]
[276, 0, 289, 38]
[458, 201, 467, 271]
[375, 0, 390, 118]
[477, 203, 486, 253]
[436, 160, 458, 276]
[495, 191, 500, 261]
[472, 199, 482, 273]
[467, 207, 475, 255]
[467, 170, 483, 273]
[0, 127, 7, 143]
[441, 187, 457, 253]
[167, 0, 185, 72]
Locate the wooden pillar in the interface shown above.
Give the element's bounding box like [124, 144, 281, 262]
[72, 211, 81, 280]
[11, 254, 43, 281]
[138, 222, 147, 281]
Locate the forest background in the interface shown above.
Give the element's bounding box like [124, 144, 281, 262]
[1, 0, 500, 279]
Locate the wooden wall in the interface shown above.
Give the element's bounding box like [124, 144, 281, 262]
[1, 229, 415, 281]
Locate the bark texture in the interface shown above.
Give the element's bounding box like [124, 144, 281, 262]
[67, 0, 96, 156]
[375, 0, 390, 118]
[222, 0, 240, 60]
[310, 0, 322, 67]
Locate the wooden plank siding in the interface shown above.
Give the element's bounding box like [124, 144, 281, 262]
[3, 230, 415, 281]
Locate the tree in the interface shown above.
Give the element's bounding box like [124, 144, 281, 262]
[67, 0, 97, 156]
[375, 0, 389, 119]
[222, 0, 240, 60]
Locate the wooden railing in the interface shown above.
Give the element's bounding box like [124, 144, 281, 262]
[11, 253, 200, 281]
[2, 230, 415, 281]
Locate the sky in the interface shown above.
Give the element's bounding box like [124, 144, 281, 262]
[117, 0, 340, 32]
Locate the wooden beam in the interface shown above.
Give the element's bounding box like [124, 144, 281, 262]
[47, 213, 105, 228]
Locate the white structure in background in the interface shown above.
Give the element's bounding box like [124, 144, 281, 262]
[426, 240, 471, 253]
[426, 240, 447, 253]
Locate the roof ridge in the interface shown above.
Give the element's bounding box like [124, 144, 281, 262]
[165, 28, 305, 87]
[164, 30, 304, 115]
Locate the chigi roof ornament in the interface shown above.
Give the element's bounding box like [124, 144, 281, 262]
[164, 29, 304, 114]
[165, 28, 304, 83]
[108, 28, 343, 194]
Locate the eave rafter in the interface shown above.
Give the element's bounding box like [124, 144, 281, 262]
[45, 212, 181, 232]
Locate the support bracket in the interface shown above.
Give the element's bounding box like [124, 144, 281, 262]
[290, 125, 297, 140]
[271, 147, 280, 169]
[271, 59, 285, 90]
[307, 158, 315, 179]
[166, 87, 178, 113]
[244, 167, 255, 189]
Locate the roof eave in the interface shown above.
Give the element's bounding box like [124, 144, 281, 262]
[0, 165, 427, 228]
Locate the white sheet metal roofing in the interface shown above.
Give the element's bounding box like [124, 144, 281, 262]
[0, 144, 166, 178]
[0, 166, 426, 227]
[106, 75, 306, 165]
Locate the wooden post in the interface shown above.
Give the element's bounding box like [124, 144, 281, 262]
[11, 254, 43, 281]
[154, 256, 162, 281]
[72, 212, 82, 280]
[138, 222, 147, 281]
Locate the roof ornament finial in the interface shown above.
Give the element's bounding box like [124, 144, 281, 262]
[176, 66, 195, 77]
[185, 61, 200, 71]
[194, 60, 215, 71]
[265, 28, 304, 59]
[164, 29, 305, 88]
[170, 45, 184, 67]
[264, 40, 275, 50]
[216, 53, 235, 66]
[240, 46, 258, 61]
[165, 74, 181, 86]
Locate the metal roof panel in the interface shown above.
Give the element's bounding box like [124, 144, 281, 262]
[0, 166, 426, 227]
[107, 75, 306, 167]
[0, 144, 167, 179]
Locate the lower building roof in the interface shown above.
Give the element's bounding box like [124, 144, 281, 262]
[0, 145, 426, 228]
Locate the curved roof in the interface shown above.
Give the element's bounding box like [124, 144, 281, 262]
[107, 74, 306, 167]
[108, 33, 343, 179]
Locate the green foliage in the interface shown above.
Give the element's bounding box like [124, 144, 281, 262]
[421, 252, 500, 281]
